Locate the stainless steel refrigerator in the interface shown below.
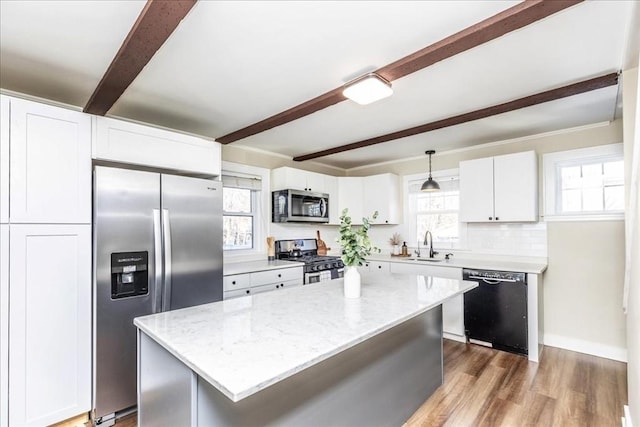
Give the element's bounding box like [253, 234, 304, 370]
[92, 166, 223, 423]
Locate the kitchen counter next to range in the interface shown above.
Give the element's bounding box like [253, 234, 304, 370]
[366, 253, 547, 274]
[223, 259, 304, 276]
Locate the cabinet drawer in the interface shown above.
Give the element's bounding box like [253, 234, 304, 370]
[223, 287, 253, 299]
[369, 261, 390, 272]
[223, 279, 301, 300]
[276, 279, 301, 290]
[223, 274, 251, 291]
[250, 267, 302, 286]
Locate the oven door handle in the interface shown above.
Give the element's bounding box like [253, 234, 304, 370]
[320, 198, 327, 218]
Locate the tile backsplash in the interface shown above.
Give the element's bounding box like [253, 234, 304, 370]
[266, 221, 547, 259]
[464, 222, 548, 257]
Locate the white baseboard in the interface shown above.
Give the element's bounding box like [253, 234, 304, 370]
[443, 332, 467, 343]
[623, 405, 633, 427]
[543, 333, 627, 362]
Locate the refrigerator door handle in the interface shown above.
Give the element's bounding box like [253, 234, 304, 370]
[153, 209, 163, 313]
[161, 209, 173, 311]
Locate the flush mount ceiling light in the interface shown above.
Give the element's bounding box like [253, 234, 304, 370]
[342, 73, 393, 105]
[421, 150, 440, 192]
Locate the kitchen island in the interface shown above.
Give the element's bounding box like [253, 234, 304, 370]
[134, 273, 477, 426]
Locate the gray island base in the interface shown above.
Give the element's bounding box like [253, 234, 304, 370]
[135, 273, 478, 426]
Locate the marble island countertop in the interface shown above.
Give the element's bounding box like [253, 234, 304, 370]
[366, 253, 547, 274]
[223, 259, 304, 276]
[134, 273, 477, 402]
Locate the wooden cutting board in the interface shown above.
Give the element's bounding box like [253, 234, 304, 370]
[317, 230, 329, 255]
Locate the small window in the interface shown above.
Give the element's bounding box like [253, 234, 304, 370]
[223, 187, 255, 250]
[543, 144, 624, 220]
[408, 174, 462, 248]
[222, 171, 263, 251]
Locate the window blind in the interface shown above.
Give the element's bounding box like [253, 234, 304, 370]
[221, 173, 262, 190]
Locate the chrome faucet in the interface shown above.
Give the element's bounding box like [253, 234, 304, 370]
[423, 231, 438, 258]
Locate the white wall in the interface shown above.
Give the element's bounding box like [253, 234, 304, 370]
[623, 65, 640, 425]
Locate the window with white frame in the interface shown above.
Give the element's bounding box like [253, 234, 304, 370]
[222, 171, 264, 251]
[408, 173, 462, 248]
[543, 143, 624, 220]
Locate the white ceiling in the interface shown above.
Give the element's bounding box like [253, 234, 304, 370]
[0, 1, 636, 171]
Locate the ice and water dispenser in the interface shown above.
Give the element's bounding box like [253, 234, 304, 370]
[111, 251, 149, 299]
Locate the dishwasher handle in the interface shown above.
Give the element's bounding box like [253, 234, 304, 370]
[466, 275, 518, 284]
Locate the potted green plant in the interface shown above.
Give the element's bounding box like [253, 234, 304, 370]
[336, 208, 380, 298]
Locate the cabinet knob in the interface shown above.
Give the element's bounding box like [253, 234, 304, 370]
[276, 285, 280, 288]
[378, 265, 382, 269]
[232, 280, 236, 285]
[385, 220, 389, 224]
[495, 217, 499, 220]
[245, 290, 250, 294]
[278, 273, 282, 278]
[489, 217, 493, 220]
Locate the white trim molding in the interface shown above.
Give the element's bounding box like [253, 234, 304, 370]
[543, 143, 624, 220]
[624, 405, 634, 427]
[543, 333, 627, 362]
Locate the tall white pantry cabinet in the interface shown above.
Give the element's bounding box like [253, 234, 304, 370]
[0, 95, 92, 426]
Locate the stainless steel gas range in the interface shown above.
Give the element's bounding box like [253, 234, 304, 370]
[275, 238, 344, 284]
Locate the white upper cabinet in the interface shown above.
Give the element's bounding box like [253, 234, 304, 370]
[337, 177, 363, 224]
[362, 173, 401, 224]
[271, 166, 332, 193]
[493, 152, 538, 222]
[460, 151, 537, 222]
[94, 116, 221, 176]
[9, 98, 91, 224]
[1, 96, 9, 224]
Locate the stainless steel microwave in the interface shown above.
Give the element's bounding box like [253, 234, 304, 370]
[272, 189, 329, 223]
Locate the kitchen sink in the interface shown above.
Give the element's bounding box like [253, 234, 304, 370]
[407, 258, 443, 262]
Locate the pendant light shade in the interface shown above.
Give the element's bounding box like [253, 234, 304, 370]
[421, 150, 440, 192]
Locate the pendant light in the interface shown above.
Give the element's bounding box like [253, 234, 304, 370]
[420, 150, 440, 192]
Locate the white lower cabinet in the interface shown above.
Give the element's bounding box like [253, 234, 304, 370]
[389, 262, 464, 339]
[1, 225, 8, 427]
[8, 225, 91, 426]
[223, 267, 303, 300]
[360, 261, 390, 274]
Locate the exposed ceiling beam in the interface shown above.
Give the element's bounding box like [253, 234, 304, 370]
[217, 0, 583, 144]
[84, 0, 197, 115]
[292, 72, 619, 162]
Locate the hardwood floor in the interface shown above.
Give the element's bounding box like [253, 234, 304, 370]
[405, 340, 628, 427]
[109, 340, 627, 427]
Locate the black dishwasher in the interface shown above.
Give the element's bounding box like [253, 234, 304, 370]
[463, 269, 528, 356]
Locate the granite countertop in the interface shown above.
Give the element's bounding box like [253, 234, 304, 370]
[223, 259, 305, 276]
[366, 253, 547, 274]
[134, 273, 477, 402]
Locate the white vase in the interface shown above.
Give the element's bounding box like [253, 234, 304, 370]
[392, 245, 400, 255]
[343, 266, 361, 298]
